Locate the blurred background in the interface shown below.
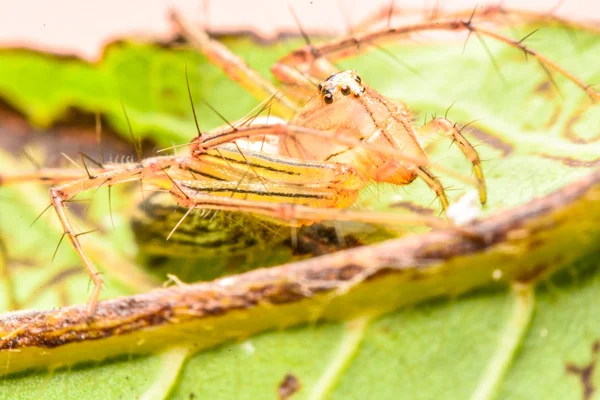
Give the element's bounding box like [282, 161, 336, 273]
[0, 0, 597, 60]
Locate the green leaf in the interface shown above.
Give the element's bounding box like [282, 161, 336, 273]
[1, 19, 600, 400]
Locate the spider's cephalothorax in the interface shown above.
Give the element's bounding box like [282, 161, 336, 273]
[286, 70, 431, 187]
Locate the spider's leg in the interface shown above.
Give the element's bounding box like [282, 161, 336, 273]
[171, 141, 454, 231]
[195, 122, 481, 215]
[275, 17, 600, 101]
[354, 4, 600, 34]
[413, 166, 450, 212]
[0, 165, 126, 186]
[48, 156, 181, 315]
[170, 182, 452, 231]
[194, 123, 478, 188]
[270, 52, 338, 91]
[417, 117, 486, 205]
[183, 147, 364, 189]
[438, 6, 600, 34]
[170, 11, 301, 118]
[172, 175, 359, 210]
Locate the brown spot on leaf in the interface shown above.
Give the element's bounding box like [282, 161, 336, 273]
[467, 127, 514, 157]
[562, 109, 600, 144]
[535, 81, 553, 95]
[543, 105, 562, 130]
[515, 263, 549, 284]
[537, 154, 600, 168]
[19, 266, 83, 308]
[288, 224, 363, 256]
[278, 373, 301, 400]
[389, 201, 434, 215]
[565, 340, 600, 400]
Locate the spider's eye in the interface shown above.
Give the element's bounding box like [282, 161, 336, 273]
[353, 86, 366, 98]
[323, 93, 334, 104]
[317, 83, 323, 92]
[340, 84, 351, 96]
[354, 75, 362, 84]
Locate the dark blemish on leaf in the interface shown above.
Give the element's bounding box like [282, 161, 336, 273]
[408, 270, 428, 281]
[515, 263, 548, 284]
[562, 112, 600, 145]
[525, 236, 546, 252]
[278, 373, 301, 400]
[542, 105, 562, 130]
[534, 81, 554, 96]
[42, 266, 84, 290]
[389, 201, 434, 215]
[287, 224, 362, 256]
[161, 87, 177, 101]
[537, 154, 600, 168]
[563, 115, 584, 143]
[565, 340, 600, 400]
[467, 127, 514, 156]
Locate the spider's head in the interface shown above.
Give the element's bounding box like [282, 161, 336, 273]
[317, 70, 365, 105]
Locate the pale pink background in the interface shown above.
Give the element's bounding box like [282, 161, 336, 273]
[0, 0, 598, 60]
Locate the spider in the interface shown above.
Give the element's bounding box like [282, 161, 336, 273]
[2, 6, 597, 316]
